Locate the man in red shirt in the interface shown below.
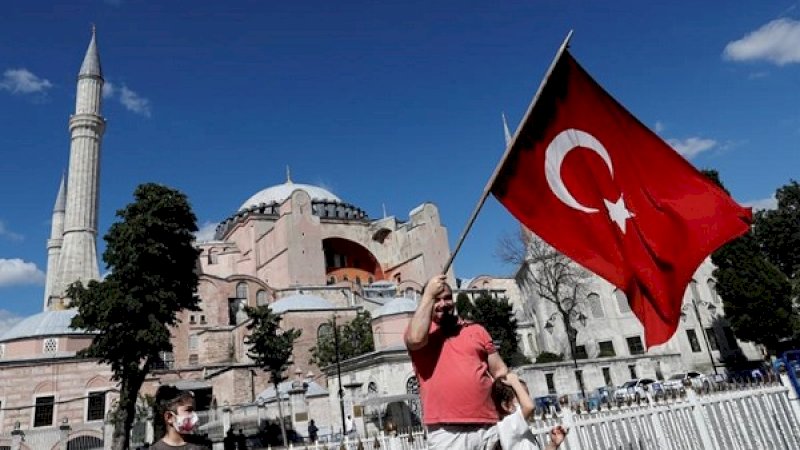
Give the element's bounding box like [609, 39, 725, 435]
[405, 274, 509, 449]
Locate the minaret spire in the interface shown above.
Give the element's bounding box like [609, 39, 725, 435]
[50, 29, 106, 305]
[44, 174, 67, 309]
[286, 165, 293, 184]
[502, 112, 513, 146]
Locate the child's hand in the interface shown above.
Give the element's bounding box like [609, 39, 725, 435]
[501, 373, 519, 385]
[549, 425, 568, 447]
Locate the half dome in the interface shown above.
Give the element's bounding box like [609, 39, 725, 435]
[373, 297, 417, 319]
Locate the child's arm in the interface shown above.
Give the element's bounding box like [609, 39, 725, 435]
[504, 373, 534, 420]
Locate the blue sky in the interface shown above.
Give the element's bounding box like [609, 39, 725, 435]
[1, 0, 799, 329]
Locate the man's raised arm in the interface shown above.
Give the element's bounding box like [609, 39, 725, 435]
[405, 275, 445, 351]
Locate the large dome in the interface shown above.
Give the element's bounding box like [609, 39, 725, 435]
[0, 309, 92, 342]
[239, 181, 341, 211]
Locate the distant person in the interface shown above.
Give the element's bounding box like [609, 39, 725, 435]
[345, 415, 355, 436]
[236, 429, 247, 449]
[405, 274, 509, 450]
[308, 419, 319, 443]
[151, 385, 209, 449]
[223, 429, 235, 450]
[490, 373, 567, 450]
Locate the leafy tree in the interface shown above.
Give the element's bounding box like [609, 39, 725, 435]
[497, 226, 592, 359]
[456, 292, 475, 320]
[703, 171, 797, 351]
[471, 293, 530, 366]
[753, 181, 800, 281]
[245, 305, 302, 447]
[69, 183, 199, 450]
[309, 311, 374, 367]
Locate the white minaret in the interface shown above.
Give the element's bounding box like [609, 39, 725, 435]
[51, 28, 105, 304]
[44, 175, 67, 310]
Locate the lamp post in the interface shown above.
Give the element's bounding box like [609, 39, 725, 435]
[332, 315, 347, 437]
[691, 297, 719, 375]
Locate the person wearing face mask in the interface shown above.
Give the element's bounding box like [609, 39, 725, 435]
[152, 386, 209, 449]
[405, 274, 509, 450]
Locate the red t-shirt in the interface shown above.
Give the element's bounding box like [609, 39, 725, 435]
[407, 321, 498, 425]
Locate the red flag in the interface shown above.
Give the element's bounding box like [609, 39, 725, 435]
[492, 50, 751, 346]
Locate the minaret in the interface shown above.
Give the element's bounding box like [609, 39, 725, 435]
[44, 175, 67, 310]
[51, 28, 105, 304]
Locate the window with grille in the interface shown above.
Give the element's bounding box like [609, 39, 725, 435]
[588, 293, 604, 318]
[574, 345, 588, 360]
[406, 377, 419, 395]
[545, 373, 556, 394]
[705, 328, 719, 351]
[598, 340, 616, 357]
[602, 367, 613, 386]
[626, 336, 644, 355]
[686, 329, 702, 352]
[33, 396, 54, 427]
[236, 282, 248, 299]
[87, 392, 105, 421]
[43, 338, 58, 354]
[256, 290, 268, 306]
[188, 354, 199, 366]
[367, 382, 378, 397]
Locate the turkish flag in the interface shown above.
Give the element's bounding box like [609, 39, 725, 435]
[492, 50, 751, 346]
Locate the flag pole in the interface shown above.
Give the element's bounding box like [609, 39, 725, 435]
[442, 30, 574, 275]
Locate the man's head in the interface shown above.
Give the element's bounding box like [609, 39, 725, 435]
[431, 283, 455, 324]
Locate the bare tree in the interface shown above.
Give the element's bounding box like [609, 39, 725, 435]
[497, 225, 593, 361]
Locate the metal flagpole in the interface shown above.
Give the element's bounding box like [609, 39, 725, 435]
[442, 30, 575, 274]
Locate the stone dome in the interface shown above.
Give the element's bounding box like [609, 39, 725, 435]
[373, 297, 417, 319]
[269, 294, 337, 314]
[239, 181, 341, 211]
[0, 309, 92, 342]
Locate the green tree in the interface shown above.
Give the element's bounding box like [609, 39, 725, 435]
[309, 311, 374, 367]
[455, 292, 475, 320]
[245, 305, 302, 447]
[703, 171, 797, 351]
[471, 294, 530, 367]
[753, 181, 800, 281]
[69, 183, 199, 450]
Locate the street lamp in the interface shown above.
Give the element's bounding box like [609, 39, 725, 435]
[691, 298, 719, 376]
[332, 315, 347, 437]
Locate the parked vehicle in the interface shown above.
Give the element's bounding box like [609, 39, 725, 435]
[613, 378, 661, 402]
[662, 371, 710, 392]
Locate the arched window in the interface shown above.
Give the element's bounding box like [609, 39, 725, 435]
[207, 249, 218, 265]
[318, 323, 334, 342]
[256, 290, 268, 306]
[367, 382, 378, 396]
[615, 289, 631, 313]
[588, 293, 604, 318]
[368, 276, 374, 284]
[236, 282, 248, 300]
[707, 279, 720, 303]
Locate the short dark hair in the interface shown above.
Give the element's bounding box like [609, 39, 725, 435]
[491, 378, 515, 412]
[153, 385, 194, 438]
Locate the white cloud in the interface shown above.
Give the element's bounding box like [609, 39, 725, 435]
[667, 137, 718, 158]
[194, 221, 218, 242]
[0, 68, 53, 95]
[654, 121, 666, 134]
[119, 85, 151, 117]
[103, 81, 151, 117]
[743, 195, 778, 211]
[0, 259, 45, 287]
[0, 309, 23, 337]
[724, 18, 800, 65]
[102, 81, 115, 98]
[0, 221, 23, 241]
